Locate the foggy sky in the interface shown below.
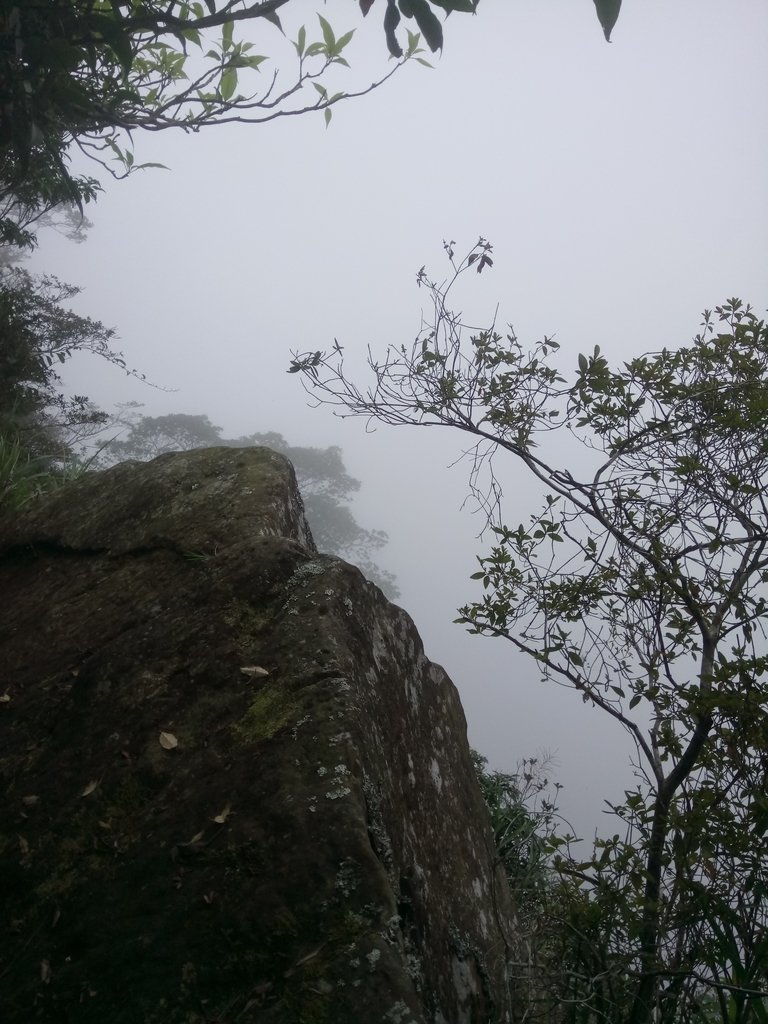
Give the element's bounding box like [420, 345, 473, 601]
[31, 0, 768, 840]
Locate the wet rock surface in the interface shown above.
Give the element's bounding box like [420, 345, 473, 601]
[0, 447, 517, 1023]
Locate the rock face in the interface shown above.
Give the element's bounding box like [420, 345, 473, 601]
[0, 447, 518, 1023]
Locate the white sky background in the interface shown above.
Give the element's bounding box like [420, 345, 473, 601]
[31, 0, 768, 840]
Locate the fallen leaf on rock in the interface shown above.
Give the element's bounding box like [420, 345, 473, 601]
[212, 803, 232, 824]
[40, 960, 51, 984]
[242, 981, 273, 1010]
[294, 943, 326, 967]
[0, 693, 11, 703]
[159, 732, 178, 750]
[180, 830, 205, 847]
[308, 980, 334, 995]
[81, 780, 100, 797]
[240, 666, 269, 678]
[21, 795, 39, 807]
[284, 943, 327, 977]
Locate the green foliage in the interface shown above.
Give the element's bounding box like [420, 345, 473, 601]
[0, 268, 128, 430]
[0, 0, 453, 254]
[0, 434, 91, 512]
[0, 434, 52, 511]
[0, 266, 136, 512]
[377, 0, 478, 58]
[471, 749, 559, 910]
[292, 242, 768, 1023]
[0, 0, 625, 253]
[100, 411, 400, 598]
[471, 747, 640, 1022]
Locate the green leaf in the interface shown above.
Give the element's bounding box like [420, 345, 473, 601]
[104, 25, 135, 75]
[629, 694, 642, 709]
[578, 353, 588, 373]
[219, 66, 237, 100]
[335, 29, 355, 52]
[401, 0, 444, 52]
[295, 25, 306, 56]
[259, 8, 283, 31]
[384, 1, 403, 58]
[231, 54, 268, 70]
[318, 14, 336, 50]
[222, 19, 234, 50]
[405, 29, 420, 54]
[429, 0, 477, 11]
[593, 0, 622, 42]
[324, 107, 332, 128]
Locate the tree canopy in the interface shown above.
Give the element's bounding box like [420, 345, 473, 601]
[0, 266, 128, 448]
[0, 264, 134, 508]
[0, 0, 479, 251]
[0, 0, 628, 254]
[291, 240, 768, 1023]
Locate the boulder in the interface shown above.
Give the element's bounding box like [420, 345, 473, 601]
[0, 447, 518, 1023]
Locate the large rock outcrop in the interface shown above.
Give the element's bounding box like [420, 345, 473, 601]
[0, 447, 518, 1023]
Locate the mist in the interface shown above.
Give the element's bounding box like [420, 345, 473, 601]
[29, 0, 768, 841]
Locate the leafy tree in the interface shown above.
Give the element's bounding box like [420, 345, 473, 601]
[0, 266, 132, 450]
[0, 0, 627, 255]
[0, 265, 132, 508]
[100, 409, 222, 461]
[102, 410, 400, 597]
[290, 240, 768, 1023]
[470, 749, 631, 1024]
[0, 0, 480, 254]
[472, 749, 562, 939]
[0, 203, 93, 266]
